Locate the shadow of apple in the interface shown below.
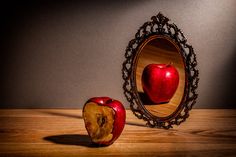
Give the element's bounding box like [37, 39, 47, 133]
[44, 134, 96, 147]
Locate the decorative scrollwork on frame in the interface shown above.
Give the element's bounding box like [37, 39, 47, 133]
[122, 12, 199, 129]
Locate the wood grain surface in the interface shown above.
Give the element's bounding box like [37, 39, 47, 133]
[0, 109, 236, 156]
[136, 37, 185, 117]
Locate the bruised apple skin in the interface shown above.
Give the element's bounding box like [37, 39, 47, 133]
[83, 97, 126, 146]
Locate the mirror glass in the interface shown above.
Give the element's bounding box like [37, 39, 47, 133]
[135, 35, 185, 118]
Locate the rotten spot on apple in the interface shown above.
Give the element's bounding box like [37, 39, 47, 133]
[83, 97, 126, 146]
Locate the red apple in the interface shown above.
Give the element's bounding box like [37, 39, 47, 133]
[141, 64, 179, 104]
[83, 97, 126, 146]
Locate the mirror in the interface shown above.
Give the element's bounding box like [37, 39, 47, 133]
[122, 13, 199, 129]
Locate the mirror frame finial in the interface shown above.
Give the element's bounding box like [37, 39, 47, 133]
[122, 12, 199, 129]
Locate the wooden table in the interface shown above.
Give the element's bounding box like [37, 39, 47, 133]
[0, 109, 236, 156]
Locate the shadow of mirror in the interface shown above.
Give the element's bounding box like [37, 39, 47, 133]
[39, 110, 83, 119]
[39, 110, 147, 127]
[125, 121, 147, 127]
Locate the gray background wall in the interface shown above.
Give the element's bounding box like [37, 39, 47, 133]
[1, 0, 236, 108]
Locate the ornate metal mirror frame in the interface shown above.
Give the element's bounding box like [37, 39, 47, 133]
[122, 13, 199, 129]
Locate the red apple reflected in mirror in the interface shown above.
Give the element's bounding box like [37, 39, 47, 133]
[83, 97, 126, 146]
[141, 64, 179, 104]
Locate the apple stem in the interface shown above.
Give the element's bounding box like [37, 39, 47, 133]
[168, 62, 173, 66]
